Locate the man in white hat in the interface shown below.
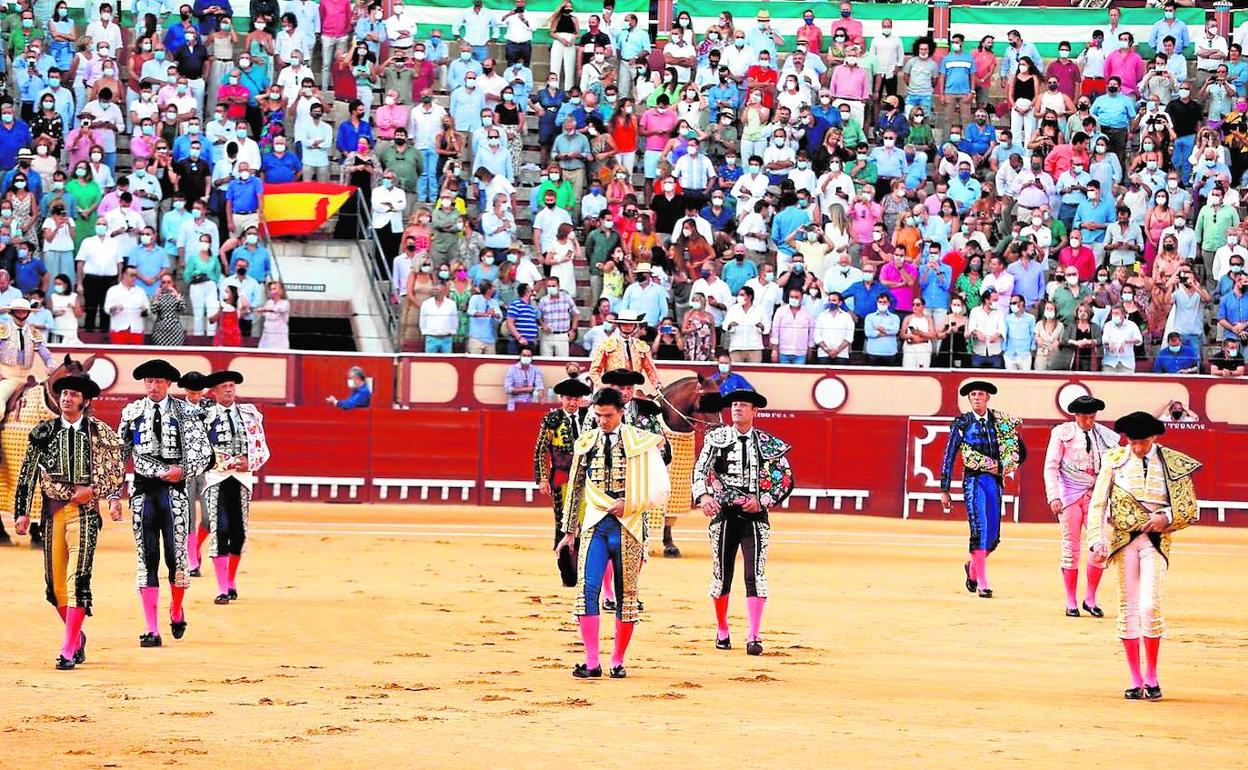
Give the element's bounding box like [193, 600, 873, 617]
[587, 308, 662, 393]
[617, 261, 668, 328]
[0, 297, 55, 424]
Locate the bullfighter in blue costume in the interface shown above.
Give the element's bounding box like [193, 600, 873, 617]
[940, 380, 1024, 598]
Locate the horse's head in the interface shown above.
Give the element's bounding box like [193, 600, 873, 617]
[41, 354, 96, 414]
[660, 375, 725, 433]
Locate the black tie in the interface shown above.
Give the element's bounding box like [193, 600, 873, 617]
[739, 435, 750, 474]
[1142, 456, 1149, 479]
[625, 338, 635, 370]
[67, 425, 77, 480]
[17, 326, 25, 358]
[1085, 431, 1093, 453]
[603, 433, 613, 472]
[229, 407, 243, 445]
[153, 403, 164, 452]
[570, 413, 579, 442]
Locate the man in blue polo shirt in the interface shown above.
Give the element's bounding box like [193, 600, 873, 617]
[335, 100, 374, 156]
[261, 136, 303, 183]
[939, 34, 975, 131]
[506, 281, 540, 354]
[1152, 332, 1200, 374]
[128, 225, 171, 297]
[1089, 76, 1136, 162]
[0, 102, 32, 174]
[225, 161, 264, 236]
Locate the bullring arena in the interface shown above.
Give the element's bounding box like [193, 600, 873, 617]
[2, 352, 1247, 769]
[3, 504, 1247, 768]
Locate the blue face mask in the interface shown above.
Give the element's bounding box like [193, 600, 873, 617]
[1168, 344, 1182, 353]
[959, 171, 972, 182]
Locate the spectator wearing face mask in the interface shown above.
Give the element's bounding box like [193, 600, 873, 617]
[219, 256, 263, 337]
[1210, 336, 1245, 377]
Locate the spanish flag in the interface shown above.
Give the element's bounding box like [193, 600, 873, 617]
[261, 183, 356, 237]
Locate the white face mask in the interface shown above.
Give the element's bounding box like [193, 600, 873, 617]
[347, 379, 357, 389]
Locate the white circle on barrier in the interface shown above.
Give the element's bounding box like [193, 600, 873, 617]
[1057, 382, 1091, 415]
[88, 357, 118, 392]
[813, 377, 848, 411]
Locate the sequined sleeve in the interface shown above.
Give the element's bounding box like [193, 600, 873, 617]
[690, 435, 718, 503]
[533, 413, 556, 485]
[940, 417, 965, 492]
[179, 405, 215, 478]
[89, 419, 126, 501]
[1086, 457, 1117, 553]
[561, 445, 589, 539]
[1164, 473, 1199, 534]
[12, 431, 45, 520]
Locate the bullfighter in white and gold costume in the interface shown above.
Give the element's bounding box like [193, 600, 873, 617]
[0, 298, 54, 425]
[1043, 395, 1119, 618]
[558, 388, 669, 679]
[1088, 411, 1201, 702]
[201, 370, 270, 606]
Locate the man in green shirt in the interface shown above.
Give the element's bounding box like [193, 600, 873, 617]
[1195, 188, 1240, 277]
[583, 216, 621, 306]
[530, 165, 576, 213]
[378, 128, 424, 218]
[1053, 267, 1094, 325]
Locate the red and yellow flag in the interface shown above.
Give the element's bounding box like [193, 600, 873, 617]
[261, 183, 356, 237]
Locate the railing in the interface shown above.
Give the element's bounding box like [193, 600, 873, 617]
[348, 188, 401, 349]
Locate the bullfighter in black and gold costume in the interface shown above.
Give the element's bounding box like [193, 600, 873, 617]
[1088, 411, 1201, 701]
[119, 359, 214, 648]
[201, 370, 270, 606]
[557, 388, 669, 679]
[693, 389, 793, 656]
[12, 375, 124, 670]
[534, 377, 591, 585]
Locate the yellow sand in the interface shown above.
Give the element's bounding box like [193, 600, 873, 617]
[2, 503, 1245, 769]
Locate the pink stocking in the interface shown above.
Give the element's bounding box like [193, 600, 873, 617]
[1062, 568, 1078, 609]
[195, 527, 210, 563]
[746, 596, 765, 642]
[972, 549, 989, 591]
[187, 533, 200, 571]
[56, 605, 67, 622]
[1122, 638, 1144, 688]
[578, 615, 601, 669]
[1086, 564, 1104, 606]
[170, 586, 186, 623]
[1143, 637, 1161, 687]
[611, 619, 635, 668]
[140, 587, 159, 635]
[211, 556, 230, 595]
[61, 607, 86, 660]
[713, 595, 730, 640]
[601, 561, 616, 603]
[227, 555, 241, 590]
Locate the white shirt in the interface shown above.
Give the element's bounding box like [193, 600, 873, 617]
[282, 0, 321, 47]
[75, 235, 122, 277]
[419, 296, 460, 336]
[105, 207, 145, 257]
[817, 171, 855, 214]
[1159, 224, 1198, 261]
[83, 100, 124, 152]
[371, 185, 407, 230]
[968, 305, 1006, 356]
[408, 104, 448, 151]
[823, 263, 863, 296]
[814, 308, 855, 359]
[276, 64, 315, 103]
[737, 211, 770, 253]
[664, 40, 696, 82]
[104, 282, 150, 333]
[42, 216, 75, 251]
[502, 10, 533, 43]
[1211, 244, 1248, 283]
[673, 152, 715, 190]
[731, 172, 770, 215]
[1101, 318, 1142, 368]
[533, 206, 573, 254]
[870, 34, 905, 75]
[1196, 34, 1229, 72]
[689, 276, 733, 325]
[722, 303, 769, 351]
[744, 277, 783, 321]
[516, 257, 544, 288]
[385, 9, 419, 50]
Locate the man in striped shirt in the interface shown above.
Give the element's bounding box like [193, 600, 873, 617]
[506, 282, 540, 355]
[537, 276, 579, 357]
[503, 348, 544, 410]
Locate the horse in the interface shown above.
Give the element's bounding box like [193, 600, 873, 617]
[654, 375, 724, 558]
[0, 355, 95, 546]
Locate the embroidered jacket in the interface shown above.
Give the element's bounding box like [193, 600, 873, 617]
[1043, 420, 1121, 507]
[940, 409, 1024, 492]
[533, 407, 586, 486]
[0, 319, 54, 370]
[118, 397, 214, 480]
[1087, 445, 1200, 562]
[203, 402, 270, 490]
[13, 416, 125, 518]
[587, 332, 662, 392]
[691, 425, 794, 511]
[561, 425, 669, 543]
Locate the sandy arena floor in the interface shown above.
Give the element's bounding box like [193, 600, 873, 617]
[1, 503, 1246, 769]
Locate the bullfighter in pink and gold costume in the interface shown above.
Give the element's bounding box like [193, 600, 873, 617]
[1043, 395, 1119, 618]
